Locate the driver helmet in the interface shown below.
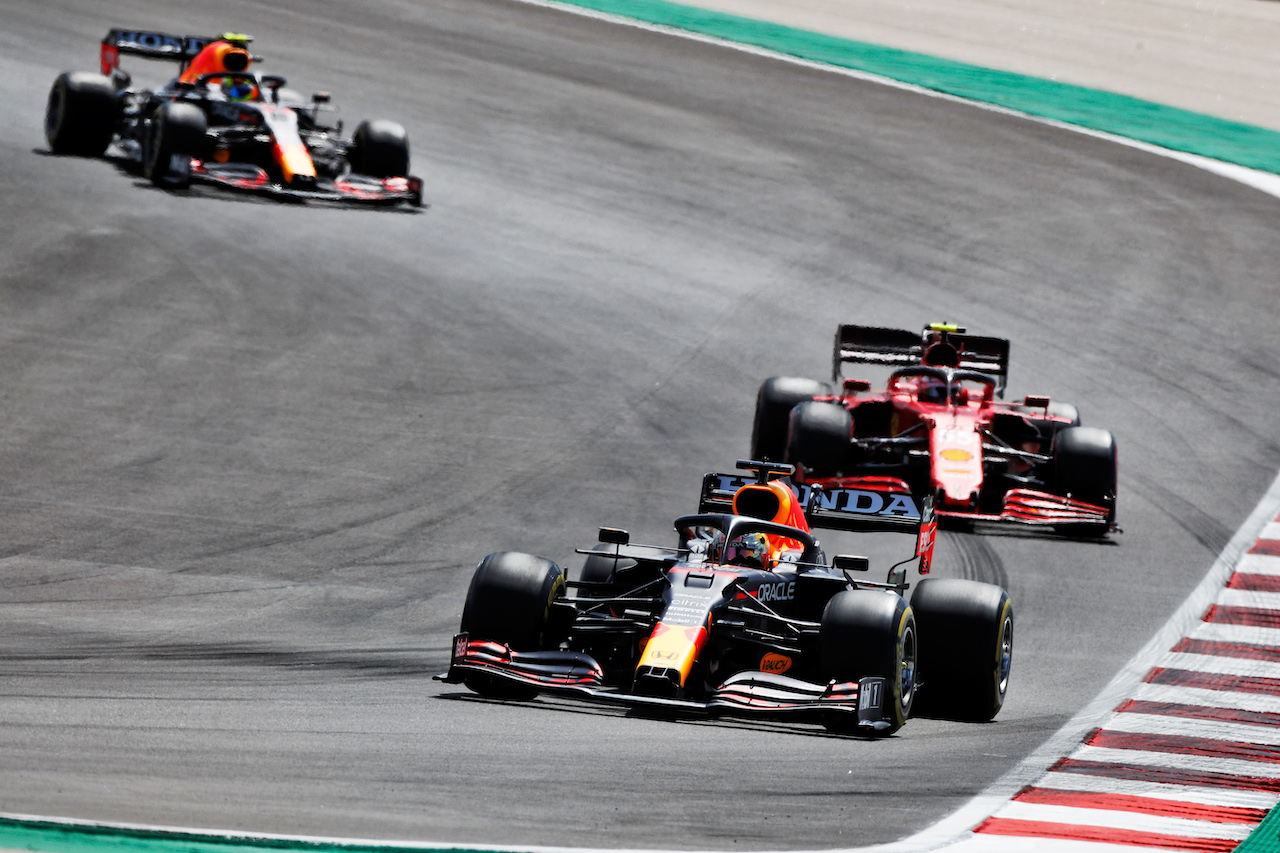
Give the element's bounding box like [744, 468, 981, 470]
[724, 532, 769, 569]
[221, 76, 257, 101]
[917, 376, 947, 404]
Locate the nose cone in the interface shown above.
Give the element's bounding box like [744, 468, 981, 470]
[932, 427, 984, 508]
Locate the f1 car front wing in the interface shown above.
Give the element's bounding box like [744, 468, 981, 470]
[435, 634, 892, 731]
[191, 161, 425, 206]
[937, 488, 1116, 530]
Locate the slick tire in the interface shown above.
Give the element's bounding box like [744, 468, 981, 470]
[820, 589, 917, 735]
[144, 102, 207, 189]
[750, 377, 831, 463]
[459, 551, 565, 699]
[785, 400, 851, 479]
[45, 72, 120, 157]
[911, 578, 1012, 722]
[576, 544, 654, 600]
[348, 119, 410, 178]
[1053, 426, 1118, 535]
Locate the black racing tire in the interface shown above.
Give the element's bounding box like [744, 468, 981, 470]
[750, 377, 831, 462]
[820, 589, 917, 735]
[459, 551, 566, 699]
[348, 119, 410, 178]
[785, 400, 851, 479]
[1053, 426, 1118, 534]
[45, 72, 120, 156]
[144, 102, 207, 189]
[575, 544, 654, 600]
[911, 578, 1012, 722]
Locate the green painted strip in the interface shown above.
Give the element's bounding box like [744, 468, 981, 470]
[0, 817, 476, 853]
[1235, 802, 1280, 853]
[549, 0, 1280, 174]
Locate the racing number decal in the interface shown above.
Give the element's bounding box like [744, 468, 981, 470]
[858, 678, 882, 711]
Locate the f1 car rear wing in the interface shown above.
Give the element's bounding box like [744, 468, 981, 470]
[99, 29, 219, 75]
[832, 322, 1010, 397]
[697, 461, 937, 573]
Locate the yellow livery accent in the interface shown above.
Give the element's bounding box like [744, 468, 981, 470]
[639, 623, 706, 685]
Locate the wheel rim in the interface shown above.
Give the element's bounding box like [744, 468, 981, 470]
[997, 614, 1013, 696]
[900, 623, 917, 709]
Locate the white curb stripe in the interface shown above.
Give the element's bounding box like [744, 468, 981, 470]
[1158, 652, 1280, 680]
[1069, 745, 1280, 778]
[990, 801, 1254, 839]
[1104, 711, 1280, 745]
[1036, 771, 1280, 809]
[1128, 681, 1280, 715]
[1190, 622, 1280, 647]
[940, 836, 1165, 853]
[1238, 554, 1280, 576]
[1217, 588, 1280, 610]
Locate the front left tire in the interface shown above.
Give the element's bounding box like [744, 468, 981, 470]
[820, 589, 917, 735]
[45, 72, 120, 156]
[459, 551, 566, 699]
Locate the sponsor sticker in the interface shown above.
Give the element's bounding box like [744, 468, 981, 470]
[760, 652, 792, 674]
[940, 448, 973, 462]
[756, 580, 796, 602]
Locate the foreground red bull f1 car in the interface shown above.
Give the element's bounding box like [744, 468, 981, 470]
[437, 461, 1013, 736]
[751, 323, 1118, 535]
[44, 29, 424, 206]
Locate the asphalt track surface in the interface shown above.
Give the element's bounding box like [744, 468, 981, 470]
[3, 0, 1280, 849]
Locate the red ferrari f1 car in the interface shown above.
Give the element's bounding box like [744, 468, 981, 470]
[438, 460, 1013, 735]
[750, 323, 1118, 534]
[44, 29, 424, 206]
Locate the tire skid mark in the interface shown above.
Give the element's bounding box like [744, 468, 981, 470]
[939, 529, 1008, 589]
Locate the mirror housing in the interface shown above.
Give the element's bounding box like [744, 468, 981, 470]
[833, 554, 870, 573]
[842, 378, 872, 394]
[598, 527, 630, 546]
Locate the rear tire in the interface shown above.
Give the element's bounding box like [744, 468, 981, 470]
[1053, 426, 1118, 534]
[349, 119, 410, 178]
[144, 102, 207, 189]
[785, 400, 851, 479]
[912, 578, 1012, 722]
[459, 551, 566, 699]
[45, 72, 119, 156]
[750, 377, 830, 462]
[820, 589, 916, 735]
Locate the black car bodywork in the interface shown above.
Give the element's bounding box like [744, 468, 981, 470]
[44, 29, 424, 206]
[438, 461, 1014, 736]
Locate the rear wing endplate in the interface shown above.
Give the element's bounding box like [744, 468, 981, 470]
[100, 29, 216, 75]
[832, 323, 1010, 397]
